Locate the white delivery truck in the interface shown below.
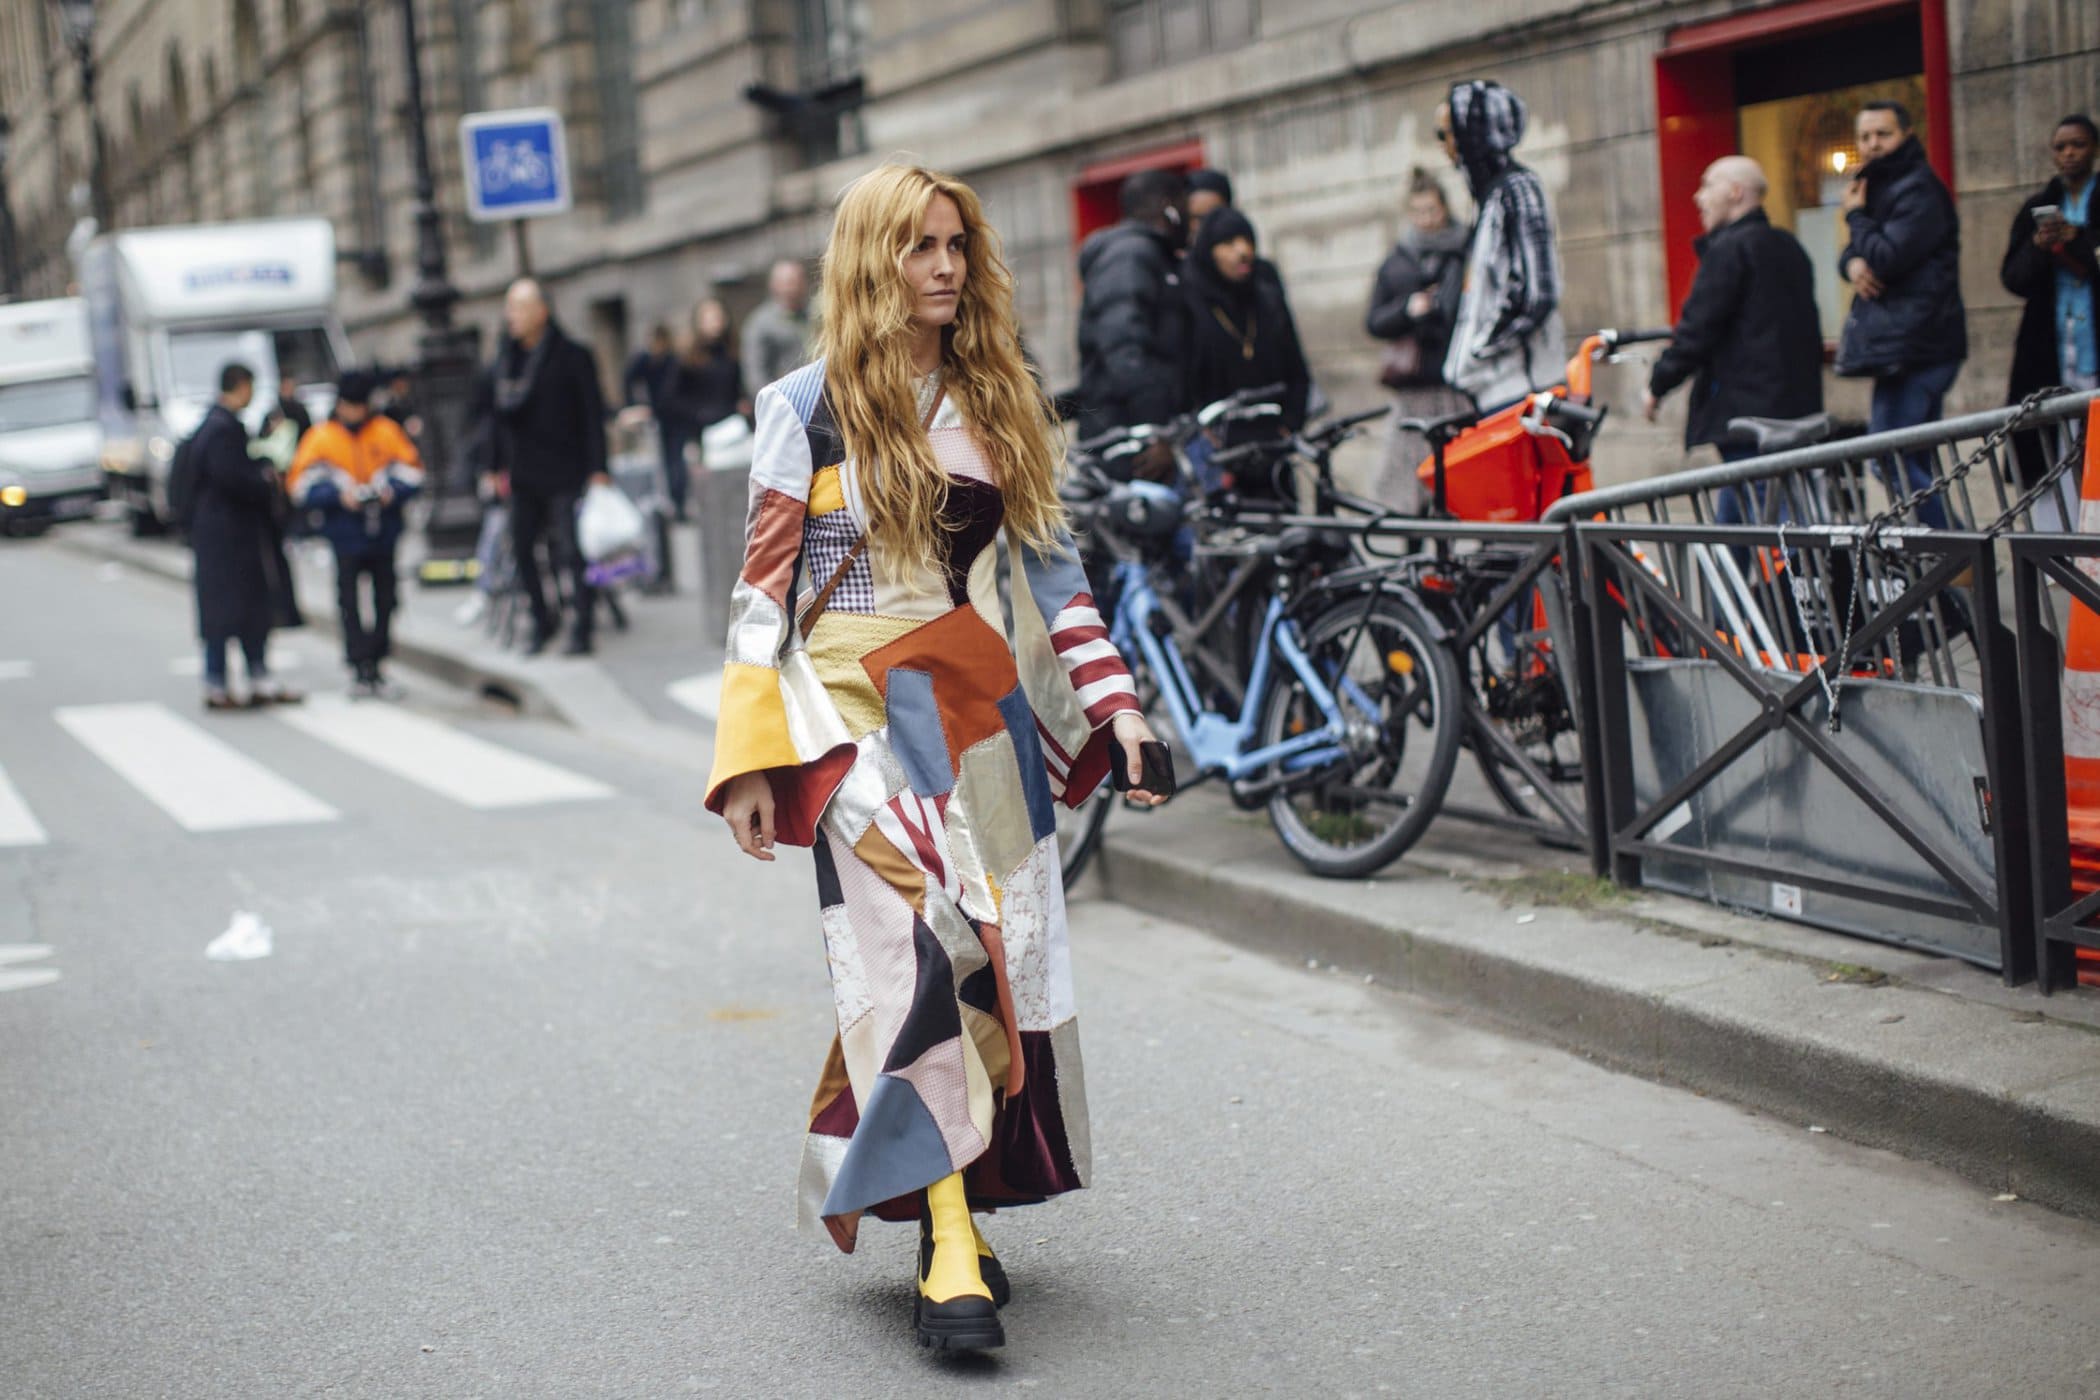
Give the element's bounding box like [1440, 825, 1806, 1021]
[82, 217, 350, 533]
[0, 297, 105, 536]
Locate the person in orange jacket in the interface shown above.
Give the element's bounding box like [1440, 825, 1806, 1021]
[289, 370, 424, 698]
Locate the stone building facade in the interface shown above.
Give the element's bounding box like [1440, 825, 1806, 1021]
[2, 0, 2094, 481]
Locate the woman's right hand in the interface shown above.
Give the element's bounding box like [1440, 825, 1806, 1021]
[721, 772, 777, 861]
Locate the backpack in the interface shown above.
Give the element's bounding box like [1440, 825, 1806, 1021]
[165, 427, 205, 530]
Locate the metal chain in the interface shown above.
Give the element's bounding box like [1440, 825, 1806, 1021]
[1801, 389, 2076, 731]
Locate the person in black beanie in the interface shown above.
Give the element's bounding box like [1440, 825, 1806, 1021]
[1180, 206, 1311, 499]
[488, 278, 609, 656]
[1186, 168, 1234, 242]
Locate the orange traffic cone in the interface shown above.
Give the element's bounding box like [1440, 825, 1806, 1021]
[2060, 398, 2100, 985]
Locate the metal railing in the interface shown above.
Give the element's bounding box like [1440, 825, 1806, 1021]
[1546, 390, 2097, 535]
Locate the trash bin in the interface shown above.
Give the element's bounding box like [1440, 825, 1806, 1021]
[696, 416, 755, 642]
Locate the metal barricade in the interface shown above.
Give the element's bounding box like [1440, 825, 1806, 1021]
[1542, 390, 2097, 982]
[1581, 522, 2029, 974]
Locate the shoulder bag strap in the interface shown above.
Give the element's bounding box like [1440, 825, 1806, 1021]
[799, 382, 946, 638]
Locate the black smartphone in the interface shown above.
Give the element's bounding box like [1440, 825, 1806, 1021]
[1109, 736, 1176, 798]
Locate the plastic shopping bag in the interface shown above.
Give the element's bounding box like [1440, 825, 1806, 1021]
[577, 481, 647, 563]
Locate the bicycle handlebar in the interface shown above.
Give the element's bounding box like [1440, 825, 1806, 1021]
[1394, 405, 1482, 439]
[1601, 327, 1674, 348]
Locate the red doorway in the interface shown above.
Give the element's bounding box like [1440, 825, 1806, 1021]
[1071, 139, 1207, 248]
[1654, 0, 1952, 320]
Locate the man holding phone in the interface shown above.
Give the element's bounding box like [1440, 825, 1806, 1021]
[1835, 100, 1967, 527]
[2000, 114, 2098, 511]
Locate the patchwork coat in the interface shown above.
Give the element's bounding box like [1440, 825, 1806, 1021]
[704, 360, 1140, 1253]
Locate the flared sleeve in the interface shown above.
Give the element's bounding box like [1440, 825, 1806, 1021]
[703, 375, 859, 845]
[1007, 526, 1142, 808]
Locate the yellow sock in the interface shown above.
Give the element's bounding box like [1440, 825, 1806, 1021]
[920, 1172, 992, 1304]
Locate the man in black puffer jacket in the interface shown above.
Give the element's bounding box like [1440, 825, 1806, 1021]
[1836, 101, 1967, 527]
[1645, 156, 1822, 458]
[1075, 168, 1189, 444]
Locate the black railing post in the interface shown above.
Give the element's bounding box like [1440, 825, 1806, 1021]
[1582, 525, 1642, 889]
[1563, 522, 1611, 880]
[1968, 534, 2037, 985]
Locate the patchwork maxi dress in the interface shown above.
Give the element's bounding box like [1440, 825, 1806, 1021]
[704, 360, 1140, 1253]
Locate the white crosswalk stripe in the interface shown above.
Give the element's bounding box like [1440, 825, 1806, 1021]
[275, 697, 612, 810]
[666, 670, 722, 721]
[0, 765, 48, 847]
[54, 703, 340, 833]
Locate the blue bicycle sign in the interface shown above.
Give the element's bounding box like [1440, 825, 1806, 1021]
[459, 108, 571, 222]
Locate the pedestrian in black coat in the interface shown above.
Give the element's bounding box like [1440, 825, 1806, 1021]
[1644, 156, 1823, 454]
[2001, 115, 2100, 496]
[1182, 207, 1312, 499]
[1075, 167, 1189, 442]
[491, 278, 609, 655]
[658, 298, 748, 520]
[188, 362, 303, 709]
[1835, 102, 1967, 528]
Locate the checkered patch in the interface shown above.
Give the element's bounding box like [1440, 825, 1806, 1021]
[804, 511, 875, 615]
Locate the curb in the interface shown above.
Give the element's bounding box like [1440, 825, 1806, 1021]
[54, 527, 569, 722]
[1093, 819, 2100, 1223]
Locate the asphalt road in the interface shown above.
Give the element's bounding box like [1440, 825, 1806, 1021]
[5, 535, 2099, 1399]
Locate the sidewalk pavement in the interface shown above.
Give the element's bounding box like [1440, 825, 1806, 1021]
[61, 516, 2100, 1222]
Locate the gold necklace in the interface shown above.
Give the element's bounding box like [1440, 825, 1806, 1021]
[1211, 305, 1257, 361]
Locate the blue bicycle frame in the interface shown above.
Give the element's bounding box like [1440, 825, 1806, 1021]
[1106, 558, 1371, 784]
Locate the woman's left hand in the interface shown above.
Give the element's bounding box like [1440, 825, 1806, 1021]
[1109, 711, 1170, 807]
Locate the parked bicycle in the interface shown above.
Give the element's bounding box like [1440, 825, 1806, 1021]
[1056, 398, 1459, 887]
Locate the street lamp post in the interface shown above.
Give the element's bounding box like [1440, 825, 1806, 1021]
[396, 0, 486, 579]
[52, 0, 112, 237]
[0, 114, 22, 298]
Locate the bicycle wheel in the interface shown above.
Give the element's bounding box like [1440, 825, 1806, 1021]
[1464, 597, 1586, 847]
[1256, 589, 1461, 878]
[1056, 783, 1114, 890]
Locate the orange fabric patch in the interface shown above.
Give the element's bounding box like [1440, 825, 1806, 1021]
[861, 606, 1020, 775]
[740, 488, 806, 609]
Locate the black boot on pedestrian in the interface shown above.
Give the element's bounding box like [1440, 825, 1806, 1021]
[562, 631, 593, 657]
[525, 623, 557, 657]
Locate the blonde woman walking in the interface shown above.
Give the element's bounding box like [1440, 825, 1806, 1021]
[707, 163, 1167, 1351]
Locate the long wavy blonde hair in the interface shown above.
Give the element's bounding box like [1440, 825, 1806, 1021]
[817, 163, 1064, 576]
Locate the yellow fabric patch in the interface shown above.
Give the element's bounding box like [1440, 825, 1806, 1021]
[704, 662, 800, 802]
[804, 611, 925, 739]
[807, 466, 846, 518]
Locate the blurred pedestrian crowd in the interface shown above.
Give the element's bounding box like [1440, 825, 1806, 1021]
[178, 82, 2094, 707]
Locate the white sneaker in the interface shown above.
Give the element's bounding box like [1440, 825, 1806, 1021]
[454, 593, 488, 626]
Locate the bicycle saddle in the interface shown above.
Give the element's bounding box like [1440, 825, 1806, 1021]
[1723, 413, 1831, 454]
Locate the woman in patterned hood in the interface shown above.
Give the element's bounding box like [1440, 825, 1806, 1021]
[1437, 80, 1567, 410]
[708, 163, 1167, 1352]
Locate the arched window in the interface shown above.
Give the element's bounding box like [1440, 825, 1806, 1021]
[233, 0, 270, 213]
[202, 55, 225, 217]
[125, 84, 148, 223]
[167, 46, 198, 220]
[591, 0, 642, 219]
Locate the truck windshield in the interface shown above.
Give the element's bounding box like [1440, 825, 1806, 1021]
[271, 327, 340, 389]
[0, 377, 97, 433]
[168, 329, 275, 401]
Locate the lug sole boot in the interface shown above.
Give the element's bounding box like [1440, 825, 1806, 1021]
[914, 1173, 1004, 1350]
